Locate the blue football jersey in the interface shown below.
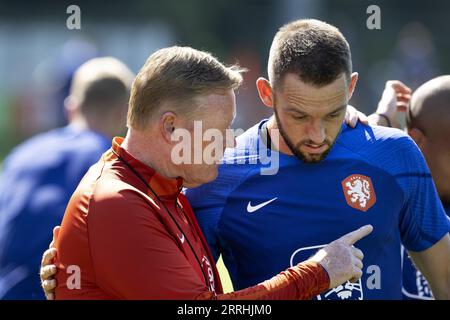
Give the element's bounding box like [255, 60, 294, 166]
[0, 125, 110, 299]
[186, 120, 450, 300]
[401, 204, 450, 300]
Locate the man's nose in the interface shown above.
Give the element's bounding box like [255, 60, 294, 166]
[307, 120, 326, 145]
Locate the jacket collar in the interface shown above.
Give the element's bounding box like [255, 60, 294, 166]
[107, 137, 183, 199]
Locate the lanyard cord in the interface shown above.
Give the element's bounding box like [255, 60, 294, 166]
[111, 149, 212, 291]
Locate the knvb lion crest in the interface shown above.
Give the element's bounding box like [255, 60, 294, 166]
[342, 174, 376, 212]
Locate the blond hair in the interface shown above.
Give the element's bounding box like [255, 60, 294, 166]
[127, 46, 244, 130]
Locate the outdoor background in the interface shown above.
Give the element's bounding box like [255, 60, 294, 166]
[1, 0, 449, 293]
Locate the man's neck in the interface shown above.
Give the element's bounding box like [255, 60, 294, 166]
[121, 129, 179, 180]
[69, 115, 111, 139]
[266, 116, 293, 155]
[69, 117, 89, 132]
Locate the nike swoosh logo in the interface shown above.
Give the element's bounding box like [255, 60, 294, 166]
[247, 197, 278, 213]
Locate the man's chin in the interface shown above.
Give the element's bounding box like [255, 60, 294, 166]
[302, 155, 325, 163]
[296, 149, 330, 163]
[183, 171, 218, 189]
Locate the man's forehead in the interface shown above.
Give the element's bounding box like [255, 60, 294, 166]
[277, 73, 348, 109]
[194, 91, 235, 124]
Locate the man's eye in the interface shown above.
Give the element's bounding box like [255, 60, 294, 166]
[293, 115, 307, 120]
[327, 113, 340, 119]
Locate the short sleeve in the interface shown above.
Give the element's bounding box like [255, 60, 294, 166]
[397, 139, 450, 251]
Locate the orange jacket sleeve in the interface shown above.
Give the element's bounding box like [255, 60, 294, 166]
[213, 261, 329, 300]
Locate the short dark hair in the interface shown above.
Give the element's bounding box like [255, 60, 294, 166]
[268, 19, 352, 88]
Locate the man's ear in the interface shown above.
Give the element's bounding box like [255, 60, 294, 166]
[407, 127, 425, 147]
[348, 72, 359, 100]
[64, 96, 80, 121]
[160, 112, 177, 143]
[256, 77, 274, 108]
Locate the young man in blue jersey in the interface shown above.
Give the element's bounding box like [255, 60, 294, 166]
[0, 58, 134, 299]
[370, 77, 450, 299]
[185, 19, 450, 300]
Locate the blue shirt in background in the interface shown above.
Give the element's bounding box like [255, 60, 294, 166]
[0, 125, 110, 299]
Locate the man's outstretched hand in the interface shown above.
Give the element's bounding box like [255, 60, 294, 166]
[309, 225, 373, 289]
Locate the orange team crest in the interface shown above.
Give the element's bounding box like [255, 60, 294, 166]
[341, 174, 376, 212]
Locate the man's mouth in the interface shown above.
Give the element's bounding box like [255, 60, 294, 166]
[301, 143, 328, 154]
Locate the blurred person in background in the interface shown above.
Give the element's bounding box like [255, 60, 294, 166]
[0, 57, 134, 299]
[369, 77, 450, 299]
